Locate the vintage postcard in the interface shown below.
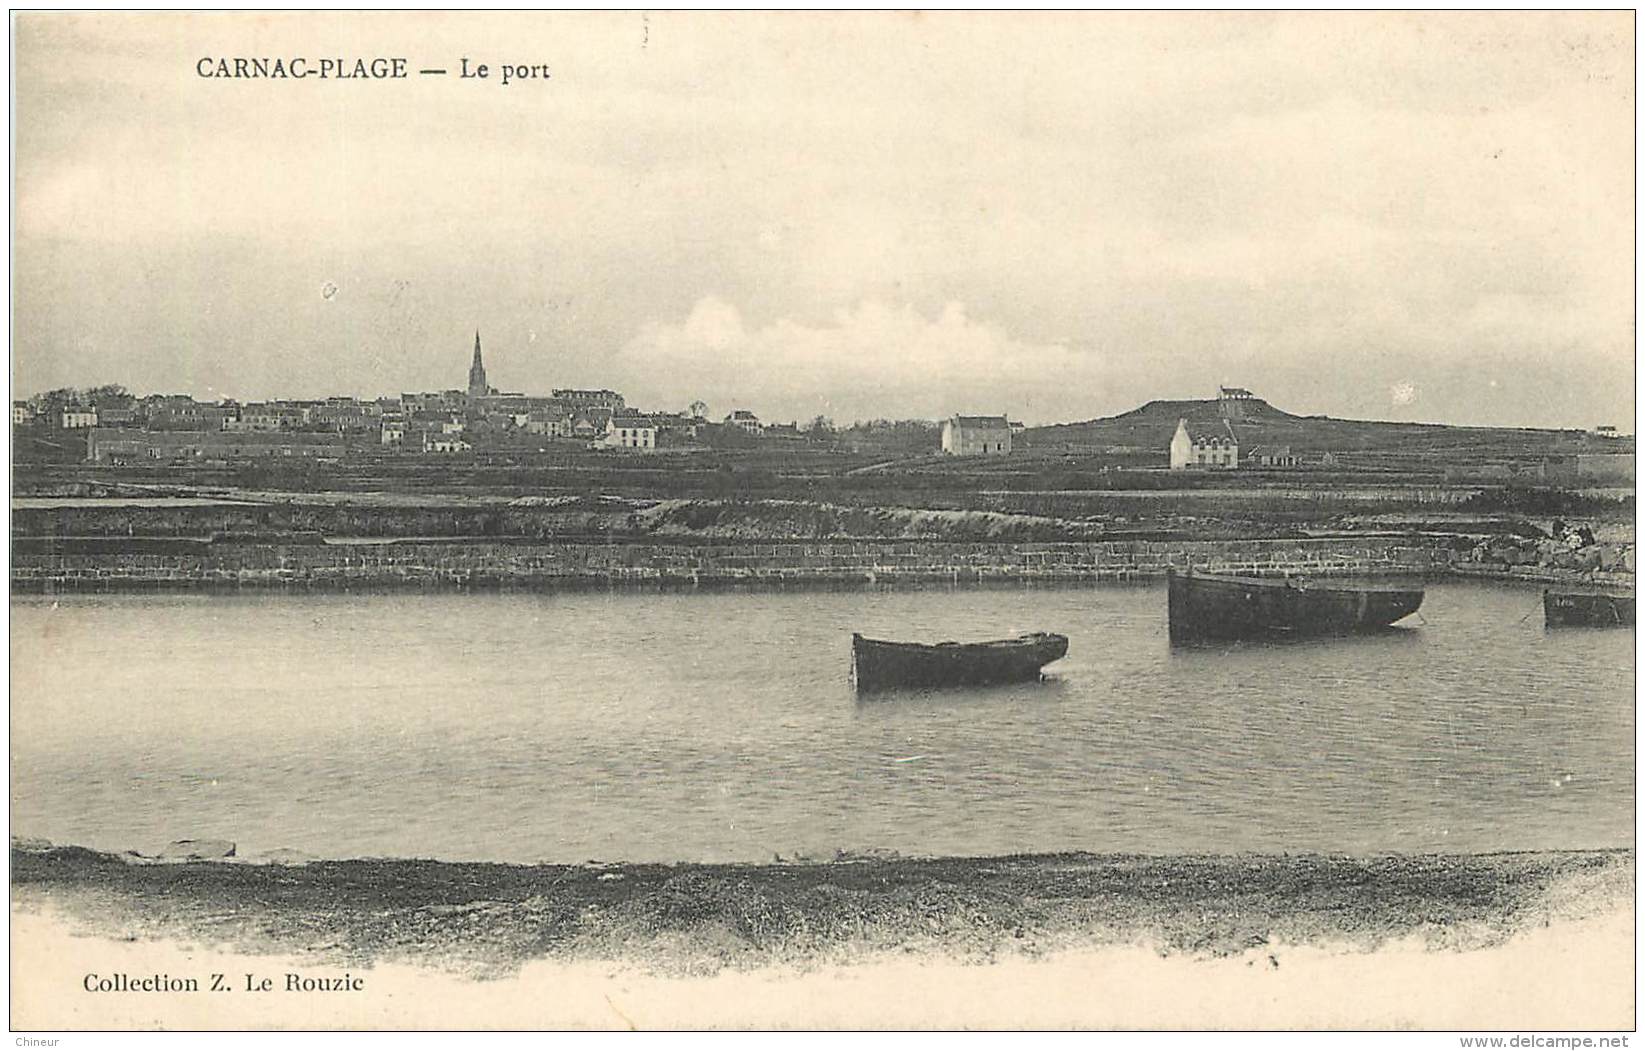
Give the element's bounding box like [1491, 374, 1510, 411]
[8, 9, 1636, 1036]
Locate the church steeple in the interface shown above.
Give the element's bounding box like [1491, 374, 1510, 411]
[467, 330, 489, 398]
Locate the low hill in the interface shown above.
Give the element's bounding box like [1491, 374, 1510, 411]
[1023, 397, 1625, 465]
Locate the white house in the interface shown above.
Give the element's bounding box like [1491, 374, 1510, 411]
[941, 415, 1012, 456]
[604, 415, 658, 450]
[724, 409, 762, 435]
[1169, 418, 1239, 469]
[422, 433, 471, 454]
[380, 419, 406, 446]
[59, 407, 98, 429]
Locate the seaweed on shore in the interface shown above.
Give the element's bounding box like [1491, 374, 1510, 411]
[9, 845, 1633, 980]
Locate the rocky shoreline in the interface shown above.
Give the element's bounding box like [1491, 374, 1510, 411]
[10, 842, 1633, 979]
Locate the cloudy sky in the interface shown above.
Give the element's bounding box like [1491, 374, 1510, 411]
[13, 12, 1634, 427]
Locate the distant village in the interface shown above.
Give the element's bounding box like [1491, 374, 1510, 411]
[15, 332, 818, 463]
[10, 334, 1633, 477]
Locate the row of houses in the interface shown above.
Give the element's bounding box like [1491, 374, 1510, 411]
[895, 410, 1292, 465]
[26, 396, 774, 454]
[84, 412, 678, 462]
[1167, 420, 1636, 478]
[21, 333, 846, 459]
[1167, 419, 1309, 470]
[86, 428, 348, 462]
[17, 391, 634, 434]
[17, 394, 396, 434]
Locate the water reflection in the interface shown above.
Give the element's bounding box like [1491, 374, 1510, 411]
[9, 581, 1634, 863]
[1167, 624, 1424, 654]
[854, 676, 1072, 712]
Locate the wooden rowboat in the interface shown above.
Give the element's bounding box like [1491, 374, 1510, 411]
[1543, 588, 1635, 628]
[1167, 568, 1423, 642]
[852, 631, 1069, 692]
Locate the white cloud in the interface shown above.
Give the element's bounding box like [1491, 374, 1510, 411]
[11, 13, 1633, 429]
[620, 297, 1099, 424]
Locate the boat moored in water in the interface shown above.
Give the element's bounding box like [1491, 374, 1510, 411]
[1167, 567, 1424, 642]
[1543, 588, 1635, 628]
[852, 631, 1069, 691]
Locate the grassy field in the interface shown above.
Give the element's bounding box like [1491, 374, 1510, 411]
[12, 396, 1632, 548]
[1025, 396, 1622, 459]
[16, 395, 1633, 499]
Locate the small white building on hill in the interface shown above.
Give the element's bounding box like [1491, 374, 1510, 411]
[1218, 386, 1258, 421]
[604, 415, 658, 450]
[1170, 418, 1239, 470]
[941, 415, 1012, 456]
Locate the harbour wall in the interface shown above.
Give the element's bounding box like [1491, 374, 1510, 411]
[11, 535, 1635, 592]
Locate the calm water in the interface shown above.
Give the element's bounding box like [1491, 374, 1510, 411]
[10, 581, 1634, 863]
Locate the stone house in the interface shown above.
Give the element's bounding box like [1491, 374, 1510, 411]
[941, 415, 1012, 456]
[422, 433, 471, 454]
[525, 409, 574, 437]
[1244, 444, 1300, 468]
[604, 415, 658, 450]
[568, 407, 614, 437]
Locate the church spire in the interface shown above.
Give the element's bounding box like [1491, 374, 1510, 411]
[467, 330, 489, 398]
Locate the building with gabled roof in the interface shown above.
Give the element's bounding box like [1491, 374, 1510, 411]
[86, 427, 344, 462]
[1170, 418, 1239, 469]
[603, 415, 658, 450]
[1243, 444, 1301, 468]
[941, 414, 1012, 456]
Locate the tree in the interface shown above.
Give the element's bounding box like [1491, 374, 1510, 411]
[27, 387, 95, 416]
[688, 400, 709, 421]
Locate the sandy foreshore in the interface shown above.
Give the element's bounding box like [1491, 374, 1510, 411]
[10, 843, 1635, 1029]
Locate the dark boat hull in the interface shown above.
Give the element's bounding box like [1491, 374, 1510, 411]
[1544, 589, 1635, 628]
[853, 632, 1069, 691]
[1167, 569, 1424, 641]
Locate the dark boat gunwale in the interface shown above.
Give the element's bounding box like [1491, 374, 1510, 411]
[851, 631, 1067, 651]
[1167, 566, 1425, 640]
[1542, 587, 1635, 628]
[851, 631, 1069, 691]
[1542, 586, 1636, 600]
[1173, 569, 1425, 596]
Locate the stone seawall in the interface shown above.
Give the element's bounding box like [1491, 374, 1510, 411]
[12, 534, 1633, 592]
